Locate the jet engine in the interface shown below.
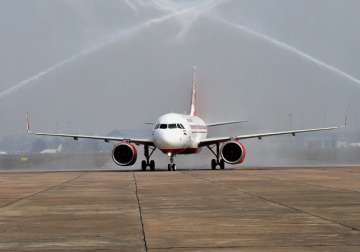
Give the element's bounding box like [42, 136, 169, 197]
[221, 141, 246, 164]
[112, 143, 138, 166]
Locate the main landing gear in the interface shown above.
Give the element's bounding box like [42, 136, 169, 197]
[167, 153, 177, 171]
[141, 145, 156, 171]
[207, 143, 225, 170]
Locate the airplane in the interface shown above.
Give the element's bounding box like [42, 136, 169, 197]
[40, 144, 63, 154]
[27, 67, 341, 171]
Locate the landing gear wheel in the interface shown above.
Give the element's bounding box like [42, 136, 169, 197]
[211, 159, 217, 170]
[220, 159, 225, 170]
[172, 164, 177, 171]
[149, 160, 155, 171]
[143, 145, 157, 172]
[141, 160, 147, 171]
[207, 143, 223, 171]
[168, 164, 172, 171]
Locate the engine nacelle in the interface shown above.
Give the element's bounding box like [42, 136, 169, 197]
[221, 141, 246, 164]
[112, 143, 138, 166]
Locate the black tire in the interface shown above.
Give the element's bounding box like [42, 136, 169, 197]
[168, 164, 171, 171]
[150, 160, 155, 171]
[211, 159, 217, 170]
[172, 164, 177, 171]
[141, 160, 147, 171]
[220, 159, 225, 170]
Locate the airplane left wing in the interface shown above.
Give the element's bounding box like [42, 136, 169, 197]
[199, 126, 340, 147]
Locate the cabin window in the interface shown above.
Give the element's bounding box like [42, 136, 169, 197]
[160, 124, 167, 129]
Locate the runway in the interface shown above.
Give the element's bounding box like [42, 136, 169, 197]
[0, 167, 359, 251]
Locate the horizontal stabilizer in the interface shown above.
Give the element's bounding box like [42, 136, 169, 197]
[206, 121, 248, 127]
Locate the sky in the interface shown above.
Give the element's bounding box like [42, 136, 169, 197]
[0, 0, 359, 163]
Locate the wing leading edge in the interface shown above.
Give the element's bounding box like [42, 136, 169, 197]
[199, 126, 340, 147]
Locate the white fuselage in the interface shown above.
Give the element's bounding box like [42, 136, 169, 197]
[153, 113, 207, 154]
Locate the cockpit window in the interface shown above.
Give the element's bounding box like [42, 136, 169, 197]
[158, 124, 184, 129]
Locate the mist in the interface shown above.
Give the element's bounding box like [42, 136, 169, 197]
[1, 0, 359, 168]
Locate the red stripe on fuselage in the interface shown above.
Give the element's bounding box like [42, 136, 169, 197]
[190, 125, 207, 130]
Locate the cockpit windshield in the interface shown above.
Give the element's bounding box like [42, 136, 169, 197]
[156, 123, 185, 130]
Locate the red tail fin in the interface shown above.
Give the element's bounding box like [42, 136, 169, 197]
[190, 66, 197, 116]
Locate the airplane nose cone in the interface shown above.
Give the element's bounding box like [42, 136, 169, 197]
[160, 134, 178, 146]
[154, 131, 183, 149]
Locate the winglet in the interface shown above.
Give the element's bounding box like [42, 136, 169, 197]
[26, 112, 31, 133]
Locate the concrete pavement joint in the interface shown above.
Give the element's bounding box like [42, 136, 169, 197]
[150, 244, 360, 250]
[133, 172, 148, 252]
[0, 173, 84, 210]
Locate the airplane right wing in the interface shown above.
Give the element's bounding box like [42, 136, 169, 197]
[29, 131, 154, 146]
[199, 126, 340, 147]
[26, 114, 154, 146]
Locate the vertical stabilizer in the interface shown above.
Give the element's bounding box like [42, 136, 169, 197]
[26, 112, 31, 133]
[190, 66, 197, 116]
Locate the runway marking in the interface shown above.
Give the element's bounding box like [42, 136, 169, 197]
[0, 173, 83, 210]
[181, 171, 360, 233]
[133, 172, 148, 252]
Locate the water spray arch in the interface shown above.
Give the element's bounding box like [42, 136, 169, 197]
[1, 0, 360, 102]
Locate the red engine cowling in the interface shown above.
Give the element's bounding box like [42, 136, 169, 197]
[112, 143, 138, 166]
[221, 141, 246, 164]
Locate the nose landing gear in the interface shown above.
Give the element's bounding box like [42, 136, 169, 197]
[167, 153, 177, 171]
[208, 143, 225, 170]
[141, 145, 156, 171]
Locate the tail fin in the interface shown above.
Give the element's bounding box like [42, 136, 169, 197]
[26, 112, 31, 133]
[190, 66, 197, 116]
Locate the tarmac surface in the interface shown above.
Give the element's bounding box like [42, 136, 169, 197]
[0, 167, 359, 251]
